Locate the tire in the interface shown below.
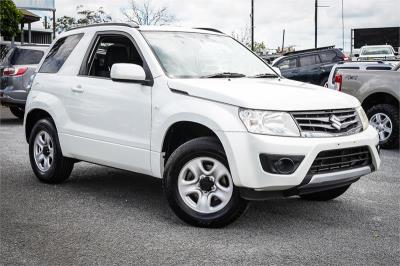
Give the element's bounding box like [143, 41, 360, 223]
[320, 76, 329, 87]
[29, 118, 74, 184]
[163, 137, 248, 228]
[300, 185, 350, 201]
[9, 106, 24, 119]
[366, 104, 399, 149]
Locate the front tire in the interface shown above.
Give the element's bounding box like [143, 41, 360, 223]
[300, 185, 350, 201]
[29, 118, 74, 184]
[163, 137, 248, 227]
[9, 106, 24, 119]
[366, 104, 399, 149]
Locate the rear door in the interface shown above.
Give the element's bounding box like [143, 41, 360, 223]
[298, 53, 321, 84]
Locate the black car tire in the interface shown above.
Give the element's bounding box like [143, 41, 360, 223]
[366, 104, 399, 149]
[320, 76, 329, 87]
[163, 137, 248, 228]
[29, 118, 74, 184]
[300, 185, 350, 201]
[9, 106, 24, 119]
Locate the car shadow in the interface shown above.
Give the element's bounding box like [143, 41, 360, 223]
[53, 163, 372, 230]
[0, 117, 23, 125]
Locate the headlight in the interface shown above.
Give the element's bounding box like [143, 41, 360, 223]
[239, 108, 300, 136]
[356, 106, 369, 130]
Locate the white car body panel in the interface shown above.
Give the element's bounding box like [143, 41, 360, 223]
[25, 25, 380, 191]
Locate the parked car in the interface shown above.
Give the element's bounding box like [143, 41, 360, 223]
[326, 61, 393, 89]
[272, 46, 348, 86]
[355, 45, 398, 61]
[24, 23, 380, 227]
[335, 63, 400, 148]
[0, 44, 48, 119]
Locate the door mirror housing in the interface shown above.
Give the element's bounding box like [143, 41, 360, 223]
[110, 63, 146, 82]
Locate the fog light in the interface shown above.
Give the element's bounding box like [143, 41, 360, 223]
[274, 158, 295, 174]
[259, 154, 304, 175]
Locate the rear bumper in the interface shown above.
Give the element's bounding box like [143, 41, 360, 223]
[0, 86, 27, 107]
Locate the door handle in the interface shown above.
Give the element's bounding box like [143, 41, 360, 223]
[71, 85, 84, 93]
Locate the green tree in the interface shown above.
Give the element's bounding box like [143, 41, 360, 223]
[0, 0, 23, 38]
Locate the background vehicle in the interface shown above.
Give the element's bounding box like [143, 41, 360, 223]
[272, 46, 348, 86]
[326, 61, 393, 89]
[0, 45, 48, 119]
[335, 64, 400, 148]
[355, 45, 398, 61]
[24, 24, 380, 227]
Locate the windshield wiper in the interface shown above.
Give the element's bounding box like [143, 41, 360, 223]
[248, 73, 279, 78]
[200, 72, 246, 78]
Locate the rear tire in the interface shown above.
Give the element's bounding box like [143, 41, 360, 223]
[300, 185, 350, 201]
[9, 106, 24, 119]
[163, 137, 248, 228]
[366, 104, 399, 149]
[29, 118, 74, 184]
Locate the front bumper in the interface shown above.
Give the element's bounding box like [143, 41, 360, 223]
[223, 125, 380, 191]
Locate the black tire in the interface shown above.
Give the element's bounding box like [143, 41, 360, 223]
[163, 137, 248, 228]
[366, 104, 399, 149]
[320, 76, 329, 87]
[9, 106, 24, 119]
[29, 118, 74, 184]
[300, 185, 350, 201]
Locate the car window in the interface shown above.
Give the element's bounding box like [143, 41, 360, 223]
[10, 48, 44, 65]
[39, 33, 83, 73]
[0, 45, 12, 64]
[85, 34, 143, 78]
[299, 54, 320, 67]
[332, 66, 359, 83]
[361, 47, 393, 55]
[277, 58, 297, 70]
[319, 51, 336, 63]
[365, 66, 392, 70]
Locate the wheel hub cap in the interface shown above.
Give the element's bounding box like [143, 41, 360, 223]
[177, 157, 233, 214]
[33, 131, 54, 172]
[370, 113, 392, 142]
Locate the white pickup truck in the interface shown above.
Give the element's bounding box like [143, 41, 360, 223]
[24, 23, 380, 227]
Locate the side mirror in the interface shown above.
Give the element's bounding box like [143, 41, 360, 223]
[354, 54, 360, 58]
[394, 51, 399, 56]
[110, 63, 146, 83]
[272, 66, 281, 75]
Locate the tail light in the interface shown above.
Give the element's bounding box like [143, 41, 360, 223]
[342, 55, 350, 61]
[334, 74, 343, 91]
[3, 67, 28, 77]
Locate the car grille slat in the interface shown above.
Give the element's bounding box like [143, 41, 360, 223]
[309, 146, 372, 175]
[291, 108, 362, 137]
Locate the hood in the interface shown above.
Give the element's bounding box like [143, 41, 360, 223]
[168, 78, 360, 111]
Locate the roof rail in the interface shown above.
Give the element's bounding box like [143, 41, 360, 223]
[284, 45, 335, 56]
[67, 22, 139, 32]
[194, 27, 224, 34]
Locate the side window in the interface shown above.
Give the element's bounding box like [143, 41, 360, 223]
[39, 33, 83, 73]
[85, 34, 143, 78]
[278, 58, 297, 70]
[11, 49, 44, 65]
[299, 54, 320, 67]
[319, 51, 336, 63]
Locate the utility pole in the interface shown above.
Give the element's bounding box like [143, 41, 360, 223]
[282, 29, 285, 53]
[251, 0, 254, 51]
[341, 0, 345, 50]
[314, 0, 318, 48]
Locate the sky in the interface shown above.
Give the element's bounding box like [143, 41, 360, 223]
[28, 0, 400, 52]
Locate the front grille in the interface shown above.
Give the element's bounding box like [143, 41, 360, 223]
[309, 146, 372, 175]
[291, 109, 362, 137]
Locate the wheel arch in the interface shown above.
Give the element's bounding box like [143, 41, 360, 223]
[361, 92, 399, 111]
[25, 108, 55, 142]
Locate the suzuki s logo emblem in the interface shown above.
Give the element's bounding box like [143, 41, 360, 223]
[330, 115, 342, 130]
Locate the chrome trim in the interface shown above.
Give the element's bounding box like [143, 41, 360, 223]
[304, 166, 371, 187]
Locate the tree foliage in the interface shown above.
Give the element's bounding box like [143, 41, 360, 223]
[0, 0, 23, 38]
[51, 5, 112, 33]
[231, 26, 266, 54]
[121, 0, 175, 25]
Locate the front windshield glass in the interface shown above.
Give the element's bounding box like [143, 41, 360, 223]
[142, 31, 276, 78]
[361, 47, 393, 55]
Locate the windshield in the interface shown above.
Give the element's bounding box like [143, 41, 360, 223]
[142, 31, 276, 78]
[361, 47, 393, 56]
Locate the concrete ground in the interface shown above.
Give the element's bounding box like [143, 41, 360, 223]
[1, 106, 399, 265]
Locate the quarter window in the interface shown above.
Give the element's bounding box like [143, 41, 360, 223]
[39, 33, 83, 73]
[319, 51, 336, 63]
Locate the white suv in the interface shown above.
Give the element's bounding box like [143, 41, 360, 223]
[24, 23, 380, 227]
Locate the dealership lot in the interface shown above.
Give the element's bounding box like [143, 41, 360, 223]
[0, 107, 399, 265]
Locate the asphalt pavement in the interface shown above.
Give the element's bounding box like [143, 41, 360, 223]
[1, 106, 399, 265]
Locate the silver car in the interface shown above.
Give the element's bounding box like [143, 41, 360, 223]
[0, 45, 48, 119]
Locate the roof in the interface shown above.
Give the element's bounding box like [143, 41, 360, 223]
[283, 45, 336, 56]
[19, 9, 41, 24]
